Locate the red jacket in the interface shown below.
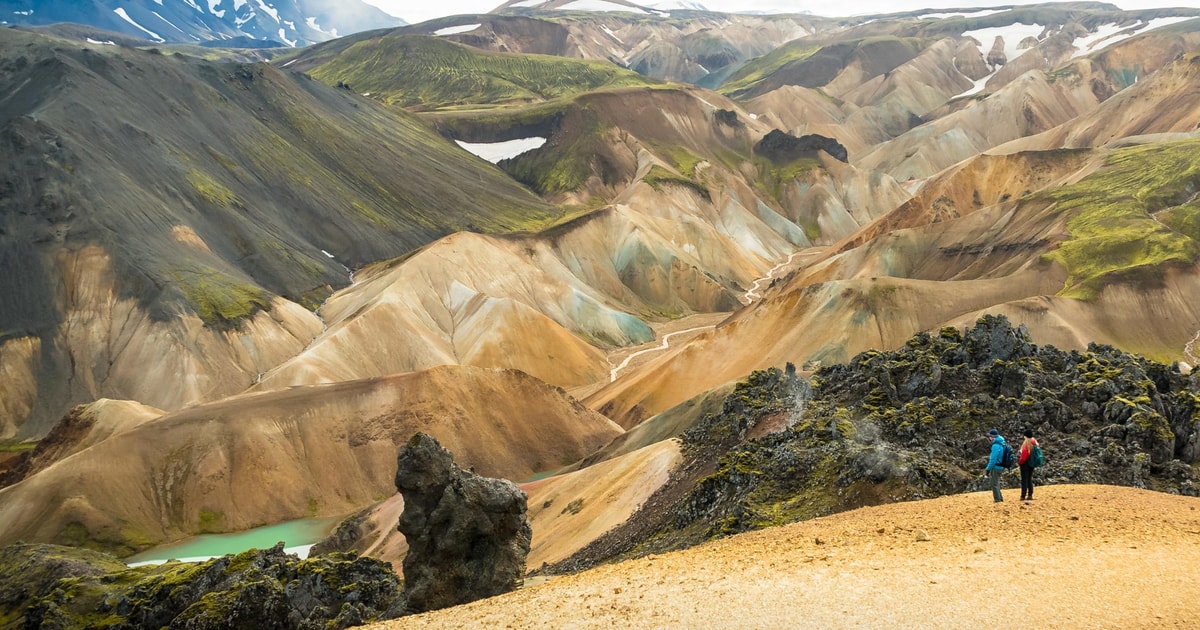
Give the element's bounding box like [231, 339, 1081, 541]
[1018, 438, 1039, 465]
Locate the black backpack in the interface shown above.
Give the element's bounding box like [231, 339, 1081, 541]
[999, 443, 1015, 469]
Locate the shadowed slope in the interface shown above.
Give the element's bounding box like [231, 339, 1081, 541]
[0, 28, 559, 437]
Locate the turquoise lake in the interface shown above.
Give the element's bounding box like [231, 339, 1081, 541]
[125, 517, 338, 565]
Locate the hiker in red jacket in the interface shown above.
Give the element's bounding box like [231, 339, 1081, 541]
[1018, 428, 1039, 501]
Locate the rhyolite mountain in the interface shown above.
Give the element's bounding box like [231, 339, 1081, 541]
[0, 0, 403, 46]
[0, 2, 1198, 604]
[0, 26, 561, 437]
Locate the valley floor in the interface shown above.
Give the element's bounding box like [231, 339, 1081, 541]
[373, 485, 1200, 629]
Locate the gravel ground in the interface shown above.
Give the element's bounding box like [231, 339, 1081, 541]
[371, 484, 1200, 629]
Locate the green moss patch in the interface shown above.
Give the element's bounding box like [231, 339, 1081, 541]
[185, 170, 241, 208]
[197, 509, 225, 534]
[643, 164, 710, 201]
[0, 440, 37, 453]
[169, 266, 272, 329]
[718, 44, 820, 97]
[1041, 140, 1200, 299]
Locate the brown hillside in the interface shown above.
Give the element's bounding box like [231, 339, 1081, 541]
[1001, 50, 1200, 152]
[329, 440, 683, 573]
[857, 70, 1100, 180]
[0, 399, 163, 488]
[0, 366, 620, 555]
[375, 485, 1200, 629]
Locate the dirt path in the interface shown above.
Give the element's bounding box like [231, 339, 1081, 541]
[373, 485, 1200, 629]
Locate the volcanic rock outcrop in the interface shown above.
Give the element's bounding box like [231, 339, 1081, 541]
[0, 542, 401, 629]
[553, 316, 1200, 572]
[755, 130, 849, 163]
[393, 433, 532, 616]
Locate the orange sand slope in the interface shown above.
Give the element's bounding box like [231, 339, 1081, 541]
[374, 485, 1200, 629]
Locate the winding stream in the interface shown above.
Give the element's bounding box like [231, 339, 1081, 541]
[609, 326, 715, 382]
[741, 250, 806, 304]
[1184, 329, 1200, 368]
[608, 248, 820, 382]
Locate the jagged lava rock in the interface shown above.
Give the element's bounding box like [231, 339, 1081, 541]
[754, 129, 849, 163]
[394, 433, 531, 615]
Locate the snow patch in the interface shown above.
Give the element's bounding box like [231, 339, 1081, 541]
[917, 9, 1004, 20]
[207, 0, 225, 18]
[435, 23, 481, 36]
[113, 8, 165, 42]
[278, 28, 296, 47]
[511, 0, 545, 7]
[12, 10, 32, 15]
[559, 1, 649, 14]
[305, 16, 333, 35]
[86, 38, 116, 45]
[255, 0, 280, 23]
[954, 68, 997, 99]
[645, 1, 706, 9]
[1070, 17, 1194, 59]
[455, 137, 547, 163]
[182, 0, 202, 12]
[152, 11, 189, 36]
[282, 58, 299, 67]
[963, 22, 1044, 65]
[601, 25, 623, 44]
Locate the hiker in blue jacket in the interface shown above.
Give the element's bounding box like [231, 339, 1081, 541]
[986, 428, 1007, 503]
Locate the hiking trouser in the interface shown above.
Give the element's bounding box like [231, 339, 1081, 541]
[989, 469, 1003, 502]
[1020, 464, 1034, 499]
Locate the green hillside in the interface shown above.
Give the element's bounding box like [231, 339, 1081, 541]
[719, 37, 924, 99]
[296, 34, 658, 110]
[1042, 140, 1200, 299]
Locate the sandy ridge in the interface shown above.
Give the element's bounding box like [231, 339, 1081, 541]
[374, 485, 1200, 629]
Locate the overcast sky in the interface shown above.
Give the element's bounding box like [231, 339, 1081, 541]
[362, 1, 1193, 26]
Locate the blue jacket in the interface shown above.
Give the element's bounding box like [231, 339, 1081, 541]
[986, 435, 1007, 471]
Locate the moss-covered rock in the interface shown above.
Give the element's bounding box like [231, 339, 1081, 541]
[1, 543, 400, 629]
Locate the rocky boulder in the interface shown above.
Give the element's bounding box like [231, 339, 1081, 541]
[393, 433, 531, 615]
[754, 129, 849, 163]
